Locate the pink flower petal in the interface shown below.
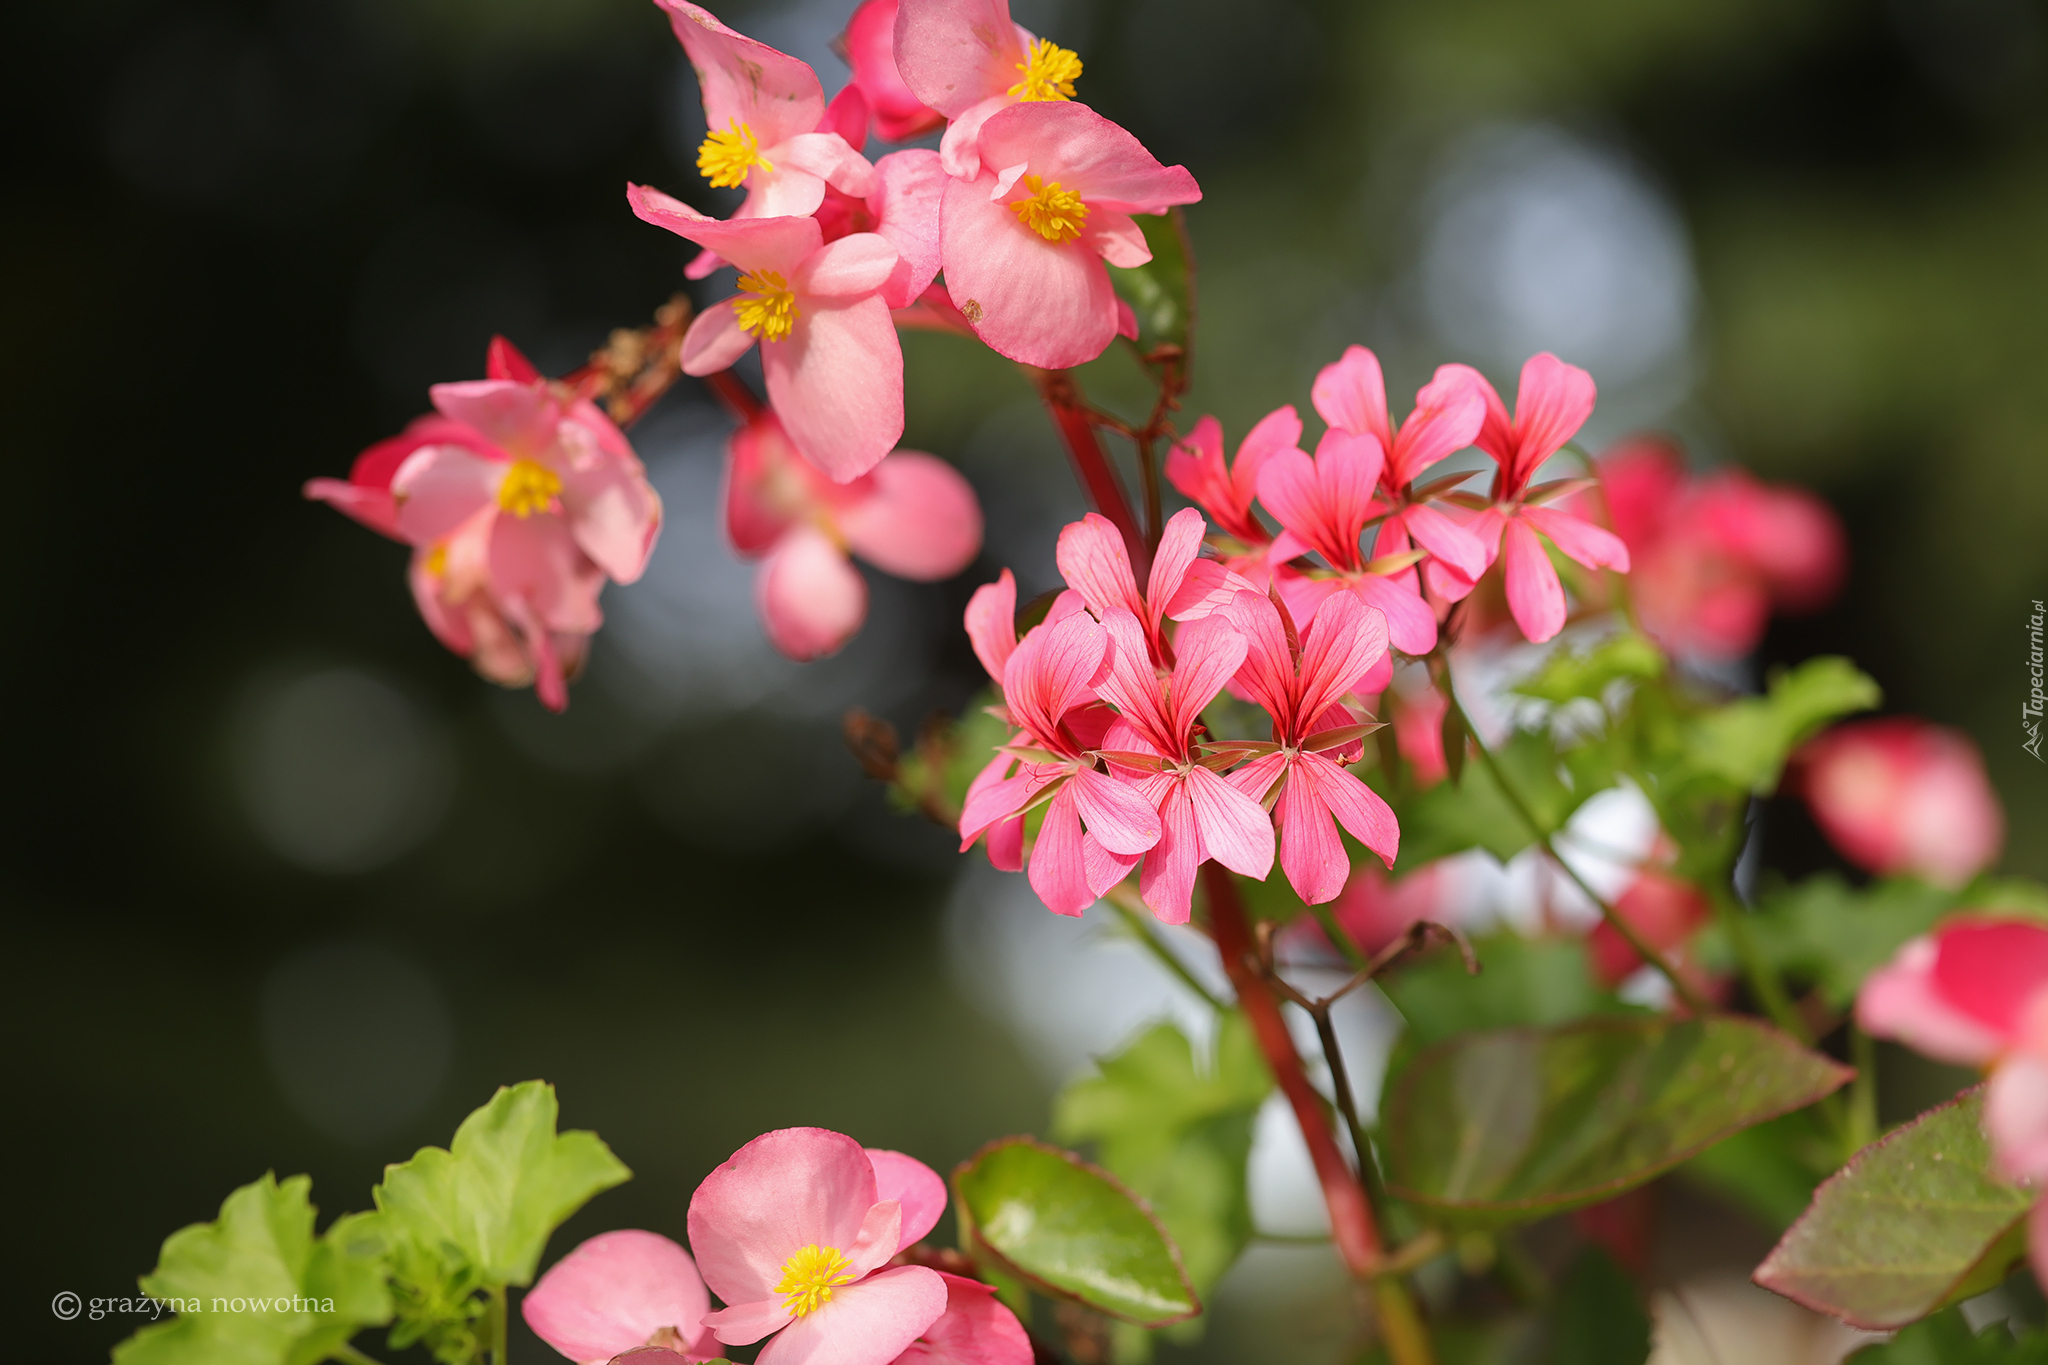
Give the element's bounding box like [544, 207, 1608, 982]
[987, 814, 1025, 872]
[1029, 783, 1094, 916]
[964, 570, 1018, 683]
[1311, 345, 1392, 448]
[1002, 610, 1107, 747]
[864, 1150, 947, 1252]
[1297, 593, 1389, 725]
[1144, 507, 1209, 624]
[1503, 353, 1596, 487]
[429, 378, 557, 453]
[847, 1200, 905, 1279]
[936, 94, 1011, 179]
[1186, 764, 1275, 879]
[523, 1230, 709, 1365]
[1069, 765, 1164, 856]
[559, 447, 663, 584]
[870, 150, 947, 309]
[1138, 780, 1200, 924]
[778, 132, 877, 199]
[705, 1297, 796, 1346]
[756, 526, 868, 661]
[1086, 208, 1150, 268]
[896, 1273, 1031, 1365]
[838, 452, 982, 581]
[1855, 935, 2005, 1065]
[763, 295, 904, 482]
[686, 1127, 881, 1310]
[1989, 1054, 2048, 1183]
[891, 0, 1027, 117]
[1500, 516, 1567, 643]
[755, 1265, 949, 1365]
[393, 446, 505, 546]
[305, 477, 402, 540]
[1056, 512, 1144, 622]
[1397, 503, 1487, 583]
[1387, 364, 1486, 489]
[1299, 749, 1398, 868]
[845, 0, 945, 141]
[489, 510, 605, 634]
[974, 102, 1201, 215]
[1349, 572, 1436, 655]
[821, 82, 870, 152]
[1275, 760, 1348, 906]
[681, 301, 757, 377]
[1521, 504, 1630, 572]
[657, 0, 824, 148]
[795, 232, 899, 299]
[627, 185, 823, 276]
[1167, 614, 1250, 738]
[748, 166, 831, 220]
[940, 171, 1118, 369]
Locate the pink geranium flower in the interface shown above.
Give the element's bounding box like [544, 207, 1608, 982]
[725, 407, 982, 660]
[893, 0, 1086, 177]
[1860, 917, 2048, 1285]
[1790, 717, 2005, 888]
[659, 0, 874, 230]
[628, 189, 904, 482]
[524, 1230, 718, 1364]
[939, 101, 1199, 370]
[304, 337, 661, 711]
[1217, 590, 1398, 905]
[1056, 508, 1252, 669]
[843, 0, 946, 143]
[1443, 353, 1630, 643]
[689, 1129, 950, 1365]
[1165, 407, 1306, 582]
[1093, 609, 1277, 922]
[956, 604, 1164, 915]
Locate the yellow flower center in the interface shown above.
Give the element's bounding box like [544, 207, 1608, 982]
[698, 119, 773, 189]
[423, 542, 448, 578]
[1011, 175, 1088, 244]
[497, 459, 562, 518]
[734, 269, 799, 342]
[1008, 38, 1082, 102]
[776, 1245, 855, 1318]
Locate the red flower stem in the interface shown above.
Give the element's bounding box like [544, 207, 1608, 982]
[1027, 366, 1149, 579]
[703, 368, 764, 423]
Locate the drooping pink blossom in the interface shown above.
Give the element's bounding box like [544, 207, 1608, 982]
[304, 337, 661, 711]
[659, 0, 874, 233]
[1216, 590, 1397, 906]
[688, 1128, 950, 1365]
[1253, 427, 1439, 655]
[938, 101, 1198, 370]
[1056, 508, 1253, 669]
[1790, 717, 2005, 888]
[892, 1273, 1031, 1365]
[957, 605, 1164, 915]
[1437, 353, 1631, 642]
[844, 0, 946, 143]
[725, 407, 981, 660]
[524, 1230, 718, 1364]
[893, 0, 1086, 178]
[628, 190, 904, 481]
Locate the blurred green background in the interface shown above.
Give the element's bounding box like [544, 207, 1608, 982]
[6, 0, 2044, 1359]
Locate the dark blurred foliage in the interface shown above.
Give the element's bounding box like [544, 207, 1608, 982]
[4, 0, 2045, 1360]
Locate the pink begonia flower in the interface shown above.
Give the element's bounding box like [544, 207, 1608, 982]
[956, 604, 1163, 915]
[1442, 353, 1630, 644]
[1859, 917, 2048, 1286]
[524, 1230, 719, 1364]
[1254, 427, 1439, 655]
[628, 189, 904, 482]
[939, 101, 1199, 370]
[725, 407, 981, 660]
[893, 0, 1086, 178]
[893, 1273, 1030, 1365]
[658, 1, 874, 233]
[1216, 590, 1398, 906]
[1310, 346, 1488, 597]
[1790, 717, 2005, 888]
[1056, 508, 1253, 669]
[689, 1128, 950, 1365]
[813, 149, 948, 310]
[1094, 609, 1277, 922]
[844, 0, 946, 143]
[304, 337, 661, 712]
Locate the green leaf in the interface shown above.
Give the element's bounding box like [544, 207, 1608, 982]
[1514, 633, 1665, 705]
[1052, 1012, 1273, 1296]
[1682, 656, 1880, 793]
[1393, 730, 1607, 866]
[1105, 211, 1192, 356]
[1756, 1085, 2032, 1330]
[1381, 932, 1621, 1053]
[1745, 874, 1962, 1008]
[1545, 1248, 1651, 1365]
[1382, 1016, 1851, 1226]
[1847, 1307, 2048, 1362]
[370, 1080, 630, 1290]
[952, 1136, 1200, 1327]
[115, 1174, 390, 1365]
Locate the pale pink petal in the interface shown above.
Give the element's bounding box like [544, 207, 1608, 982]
[1442, 362, 1514, 470]
[680, 301, 757, 377]
[1165, 417, 1231, 523]
[304, 477, 401, 540]
[1186, 764, 1275, 879]
[975, 102, 1201, 214]
[1068, 766, 1164, 855]
[1056, 512, 1143, 622]
[794, 232, 899, 299]
[1500, 516, 1567, 644]
[1521, 504, 1630, 572]
[658, 0, 824, 148]
[1855, 935, 2005, 1066]
[1146, 508, 1209, 621]
[1989, 1055, 2048, 1183]
[845, 0, 945, 142]
[846, 1200, 905, 1278]
[755, 1266, 949, 1365]
[940, 171, 1118, 370]
[703, 1297, 795, 1345]
[559, 453, 662, 584]
[896, 1273, 1031, 1365]
[1233, 406, 1302, 520]
[1138, 780, 1200, 924]
[936, 95, 1012, 179]
[1085, 208, 1150, 268]
[1349, 573, 1436, 655]
[1505, 352, 1597, 488]
[523, 1230, 709, 1365]
[1167, 614, 1250, 738]
[865, 1151, 947, 1252]
[763, 296, 904, 482]
[1300, 749, 1398, 868]
[838, 452, 982, 580]
[748, 166, 830, 220]
[757, 527, 868, 661]
[893, 0, 1028, 118]
[393, 446, 504, 545]
[627, 184, 823, 276]
[870, 150, 946, 308]
[686, 1127, 879, 1308]
[429, 378, 556, 453]
[724, 411, 808, 557]
[964, 570, 1018, 683]
[1029, 784, 1094, 916]
[1399, 502, 1488, 582]
[776, 132, 876, 198]
[1387, 364, 1486, 488]
[489, 511, 605, 634]
[1275, 761, 1348, 906]
[1311, 345, 1392, 448]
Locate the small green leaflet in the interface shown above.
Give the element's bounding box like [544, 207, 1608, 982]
[115, 1173, 390, 1365]
[1755, 1085, 2033, 1330]
[1846, 1307, 2048, 1362]
[1105, 211, 1192, 356]
[953, 1136, 1200, 1327]
[1514, 633, 1665, 705]
[1681, 656, 1880, 793]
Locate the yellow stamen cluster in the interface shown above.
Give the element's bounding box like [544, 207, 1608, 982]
[423, 542, 449, 578]
[776, 1245, 855, 1318]
[1011, 175, 1088, 244]
[497, 459, 562, 518]
[734, 269, 799, 342]
[1008, 38, 1082, 102]
[698, 119, 772, 189]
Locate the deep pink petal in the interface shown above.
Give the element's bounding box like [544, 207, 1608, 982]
[1167, 614, 1250, 738]
[1275, 762, 1348, 906]
[1225, 751, 1289, 804]
[305, 477, 402, 540]
[1084, 835, 1144, 896]
[1386, 364, 1486, 489]
[1145, 507, 1209, 622]
[1299, 750, 1398, 868]
[1297, 593, 1389, 727]
[865, 1151, 947, 1252]
[1002, 611, 1107, 748]
[724, 411, 807, 557]
[686, 1127, 879, 1309]
[1186, 764, 1275, 879]
[941, 172, 1117, 370]
[523, 1230, 709, 1365]
[1138, 780, 1200, 924]
[964, 570, 1018, 683]
[897, 1273, 1031, 1365]
[838, 452, 982, 580]
[1503, 353, 1596, 486]
[845, 0, 945, 142]
[1028, 784, 1094, 916]
[1932, 920, 2048, 1037]
[1500, 517, 1567, 643]
[762, 296, 904, 482]
[1056, 512, 1143, 622]
[1165, 417, 1232, 526]
[627, 184, 822, 276]
[986, 814, 1025, 872]
[1348, 573, 1435, 655]
[658, 0, 824, 148]
[1163, 559, 1259, 623]
[1068, 766, 1164, 855]
[821, 82, 869, 152]
[974, 102, 1201, 214]
[958, 768, 1043, 849]
[1855, 935, 2004, 1067]
[755, 1266, 949, 1365]
[1520, 504, 1630, 572]
[1310, 345, 1392, 448]
[756, 527, 868, 661]
[1089, 608, 1177, 755]
[870, 150, 946, 309]
[1232, 406, 1302, 521]
[1253, 449, 1330, 565]
[892, 0, 1028, 117]
[1399, 503, 1487, 582]
[1218, 589, 1296, 725]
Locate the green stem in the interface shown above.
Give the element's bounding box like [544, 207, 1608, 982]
[1708, 885, 1807, 1043]
[1373, 1280, 1435, 1365]
[1307, 1006, 1389, 1210]
[1106, 890, 1225, 1011]
[1849, 1023, 1880, 1151]
[329, 1345, 389, 1365]
[488, 1283, 508, 1365]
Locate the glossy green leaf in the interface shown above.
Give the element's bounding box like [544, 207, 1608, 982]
[1053, 1012, 1272, 1296]
[1756, 1085, 2032, 1330]
[1682, 656, 1880, 793]
[1382, 932, 1624, 1053]
[115, 1174, 390, 1365]
[1106, 211, 1192, 356]
[1383, 1016, 1850, 1226]
[1515, 633, 1665, 705]
[952, 1136, 1200, 1326]
[1847, 1306, 2048, 1362]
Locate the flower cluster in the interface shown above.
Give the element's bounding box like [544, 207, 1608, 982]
[524, 1127, 1027, 1365]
